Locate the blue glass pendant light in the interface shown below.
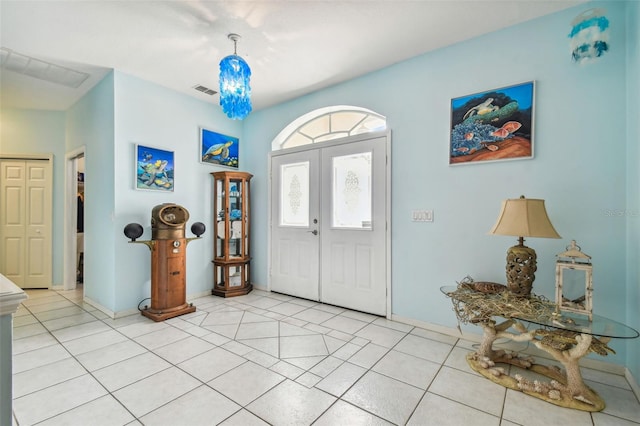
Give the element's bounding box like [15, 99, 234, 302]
[219, 33, 252, 120]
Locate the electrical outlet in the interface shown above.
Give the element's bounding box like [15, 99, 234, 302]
[412, 210, 433, 222]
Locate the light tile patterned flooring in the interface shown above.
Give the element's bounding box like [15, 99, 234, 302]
[11, 288, 640, 426]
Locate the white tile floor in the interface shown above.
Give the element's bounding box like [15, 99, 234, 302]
[11, 288, 640, 426]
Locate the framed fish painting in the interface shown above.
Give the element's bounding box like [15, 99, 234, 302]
[449, 81, 535, 165]
[200, 127, 239, 169]
[135, 144, 175, 191]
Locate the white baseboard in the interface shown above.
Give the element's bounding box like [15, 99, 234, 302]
[113, 307, 141, 319]
[252, 284, 268, 292]
[83, 296, 116, 319]
[83, 297, 140, 319]
[188, 290, 214, 300]
[626, 369, 640, 402]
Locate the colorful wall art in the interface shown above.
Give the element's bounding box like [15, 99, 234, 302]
[450, 81, 534, 165]
[135, 144, 174, 191]
[200, 127, 239, 168]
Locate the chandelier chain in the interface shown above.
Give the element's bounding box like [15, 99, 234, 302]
[228, 33, 240, 56]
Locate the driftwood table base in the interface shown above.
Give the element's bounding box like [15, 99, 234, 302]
[468, 320, 605, 412]
[442, 281, 638, 412]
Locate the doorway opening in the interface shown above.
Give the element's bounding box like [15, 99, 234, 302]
[268, 106, 390, 316]
[63, 148, 85, 291]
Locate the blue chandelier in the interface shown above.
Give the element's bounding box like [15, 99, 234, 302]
[219, 33, 252, 120]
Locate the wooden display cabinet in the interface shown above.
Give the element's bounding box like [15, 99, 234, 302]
[211, 171, 253, 297]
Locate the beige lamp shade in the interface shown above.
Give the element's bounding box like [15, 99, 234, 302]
[489, 196, 561, 239]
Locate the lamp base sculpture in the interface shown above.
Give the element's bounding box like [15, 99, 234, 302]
[505, 238, 537, 296]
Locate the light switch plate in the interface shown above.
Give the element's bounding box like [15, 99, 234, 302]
[412, 210, 433, 222]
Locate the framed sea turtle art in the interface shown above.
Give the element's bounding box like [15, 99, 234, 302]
[135, 144, 175, 191]
[200, 127, 239, 169]
[450, 81, 535, 165]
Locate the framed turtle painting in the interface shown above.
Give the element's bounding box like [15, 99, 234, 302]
[200, 127, 239, 169]
[135, 144, 175, 191]
[450, 81, 534, 165]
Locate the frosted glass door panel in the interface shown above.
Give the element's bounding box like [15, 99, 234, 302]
[280, 161, 310, 227]
[332, 152, 372, 229]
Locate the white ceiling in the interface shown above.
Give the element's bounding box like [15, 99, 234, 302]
[1, 1, 584, 112]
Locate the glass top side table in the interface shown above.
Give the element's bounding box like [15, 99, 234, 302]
[441, 284, 639, 412]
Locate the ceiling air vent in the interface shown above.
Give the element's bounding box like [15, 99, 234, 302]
[193, 85, 217, 96]
[1, 47, 90, 88]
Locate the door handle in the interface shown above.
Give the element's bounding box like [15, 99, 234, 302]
[308, 229, 318, 235]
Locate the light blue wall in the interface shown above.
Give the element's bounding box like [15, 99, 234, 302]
[112, 71, 243, 312]
[244, 1, 633, 365]
[66, 72, 116, 309]
[0, 108, 66, 285]
[625, 1, 640, 381]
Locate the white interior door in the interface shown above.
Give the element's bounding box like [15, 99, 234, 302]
[270, 133, 389, 315]
[1, 158, 53, 288]
[270, 149, 320, 300]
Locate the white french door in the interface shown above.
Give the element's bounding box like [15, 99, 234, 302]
[270, 149, 321, 301]
[270, 133, 389, 315]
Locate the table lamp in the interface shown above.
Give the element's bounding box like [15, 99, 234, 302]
[489, 195, 561, 296]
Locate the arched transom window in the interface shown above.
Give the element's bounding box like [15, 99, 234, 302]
[272, 106, 386, 151]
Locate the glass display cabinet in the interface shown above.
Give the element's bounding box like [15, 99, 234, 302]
[211, 171, 253, 297]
